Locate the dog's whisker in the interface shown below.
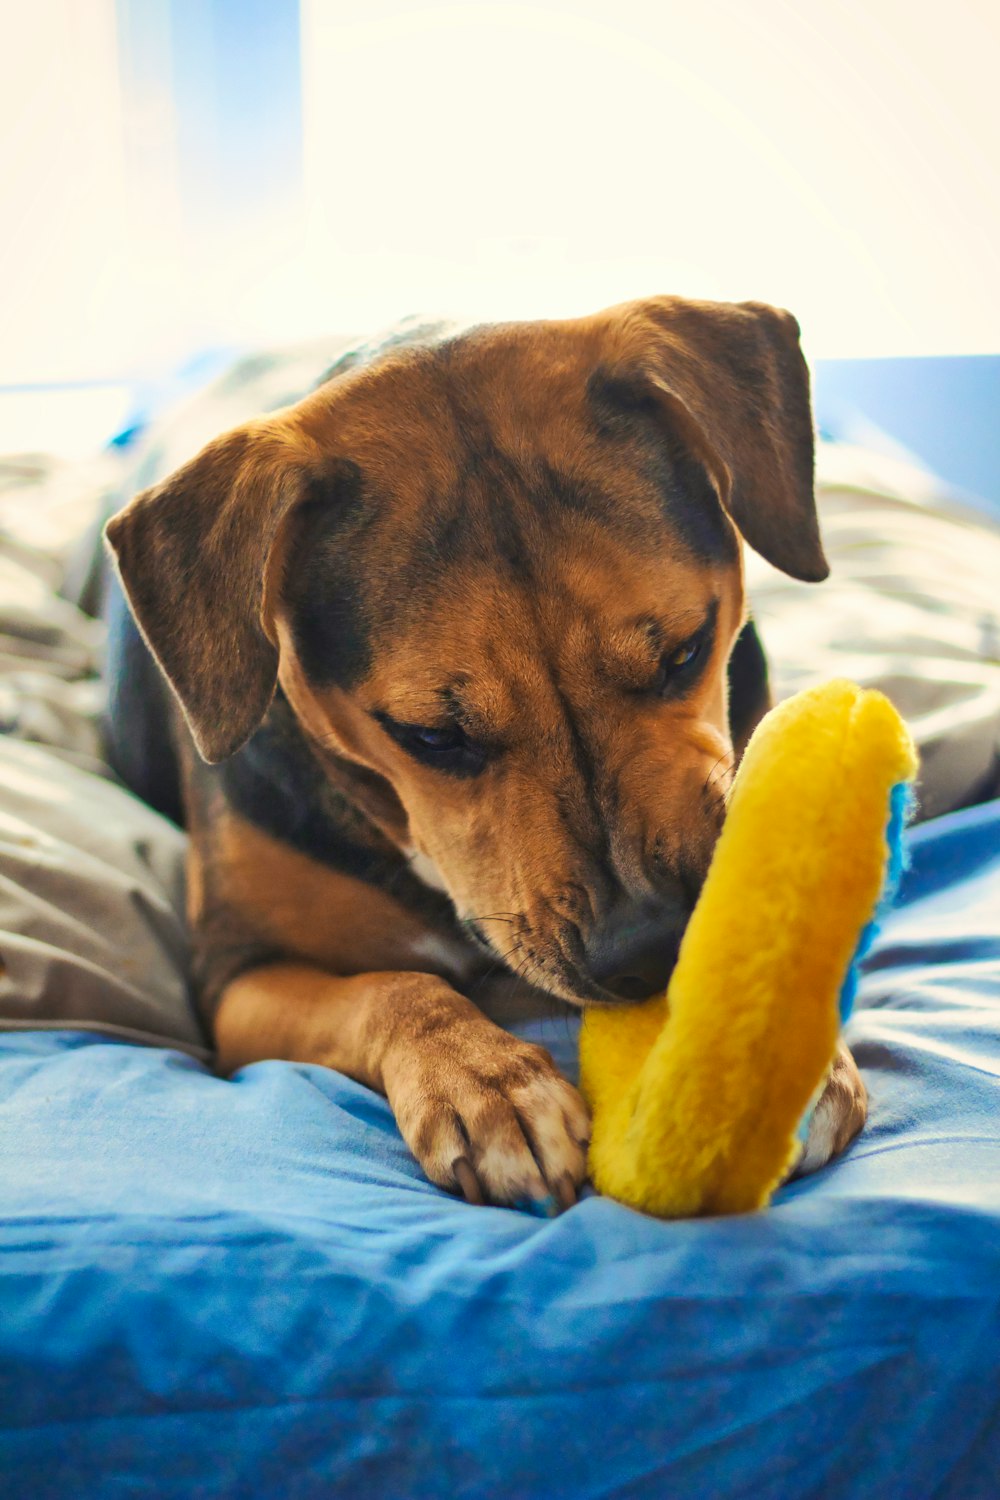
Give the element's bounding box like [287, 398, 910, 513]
[493, 941, 525, 970]
[705, 748, 736, 782]
[702, 749, 737, 799]
[467, 935, 528, 998]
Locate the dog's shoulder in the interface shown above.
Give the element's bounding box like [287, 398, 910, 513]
[179, 686, 471, 1005]
[186, 686, 453, 910]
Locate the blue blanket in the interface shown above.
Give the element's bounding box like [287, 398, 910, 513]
[2, 801, 999, 1499]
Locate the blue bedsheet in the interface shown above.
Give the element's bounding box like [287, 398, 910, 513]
[2, 802, 999, 1499]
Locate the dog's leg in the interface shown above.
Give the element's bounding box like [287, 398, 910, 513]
[216, 963, 591, 1212]
[795, 1041, 868, 1175]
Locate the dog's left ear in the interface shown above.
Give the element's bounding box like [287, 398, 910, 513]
[606, 296, 828, 582]
[104, 419, 314, 763]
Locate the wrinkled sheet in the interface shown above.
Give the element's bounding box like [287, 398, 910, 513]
[0, 736, 204, 1057]
[1, 798, 998, 1500]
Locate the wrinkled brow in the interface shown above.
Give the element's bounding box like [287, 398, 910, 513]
[599, 600, 718, 684]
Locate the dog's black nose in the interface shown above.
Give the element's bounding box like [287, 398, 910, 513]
[583, 898, 690, 1001]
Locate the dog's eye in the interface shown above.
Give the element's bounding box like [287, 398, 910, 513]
[375, 715, 489, 777]
[655, 632, 708, 696]
[670, 641, 700, 669]
[410, 725, 464, 753]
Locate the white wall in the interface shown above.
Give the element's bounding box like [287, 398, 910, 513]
[1, 0, 997, 390]
[299, 0, 1000, 358]
[0, 0, 130, 384]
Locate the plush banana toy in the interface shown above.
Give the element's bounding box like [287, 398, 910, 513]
[579, 679, 917, 1219]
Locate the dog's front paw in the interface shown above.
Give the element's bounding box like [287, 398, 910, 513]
[796, 1041, 868, 1176]
[380, 979, 590, 1214]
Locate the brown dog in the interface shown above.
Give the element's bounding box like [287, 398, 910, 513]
[105, 297, 867, 1214]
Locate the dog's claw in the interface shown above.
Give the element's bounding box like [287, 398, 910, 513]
[553, 1172, 577, 1212]
[452, 1156, 485, 1205]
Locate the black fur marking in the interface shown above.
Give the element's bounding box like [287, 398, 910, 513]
[587, 366, 736, 564]
[415, 431, 647, 584]
[660, 443, 735, 564]
[727, 617, 771, 747]
[283, 459, 375, 689]
[488, 501, 533, 576]
[412, 494, 534, 582]
[219, 702, 392, 880]
[587, 367, 661, 435]
[535, 459, 673, 555]
[424, 507, 476, 570]
[423, 379, 543, 584]
[215, 692, 456, 923]
[102, 570, 184, 825]
[550, 680, 620, 904]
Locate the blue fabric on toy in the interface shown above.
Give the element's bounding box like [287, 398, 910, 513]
[797, 782, 915, 1147]
[838, 781, 915, 1024]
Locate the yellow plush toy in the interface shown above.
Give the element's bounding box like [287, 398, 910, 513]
[579, 679, 918, 1219]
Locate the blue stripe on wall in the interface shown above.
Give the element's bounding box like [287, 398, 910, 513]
[116, 0, 303, 236]
[813, 355, 1000, 515]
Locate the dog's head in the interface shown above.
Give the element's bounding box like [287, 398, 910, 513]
[106, 297, 825, 1005]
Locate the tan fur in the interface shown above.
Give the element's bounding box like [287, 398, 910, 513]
[105, 296, 863, 1212]
[200, 813, 476, 985]
[273, 552, 743, 1004]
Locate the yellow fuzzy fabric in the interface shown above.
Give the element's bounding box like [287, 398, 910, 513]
[579, 679, 918, 1218]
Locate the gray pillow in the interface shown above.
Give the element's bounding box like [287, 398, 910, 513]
[0, 735, 205, 1057]
[750, 442, 1000, 819]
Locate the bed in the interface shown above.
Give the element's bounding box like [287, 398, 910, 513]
[1, 339, 999, 1498]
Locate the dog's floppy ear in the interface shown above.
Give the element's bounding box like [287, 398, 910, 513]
[608, 297, 828, 582]
[104, 420, 312, 763]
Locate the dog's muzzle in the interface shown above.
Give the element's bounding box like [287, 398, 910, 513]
[581, 894, 693, 1002]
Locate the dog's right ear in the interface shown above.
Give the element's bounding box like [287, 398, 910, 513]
[600, 297, 828, 583]
[105, 420, 313, 764]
